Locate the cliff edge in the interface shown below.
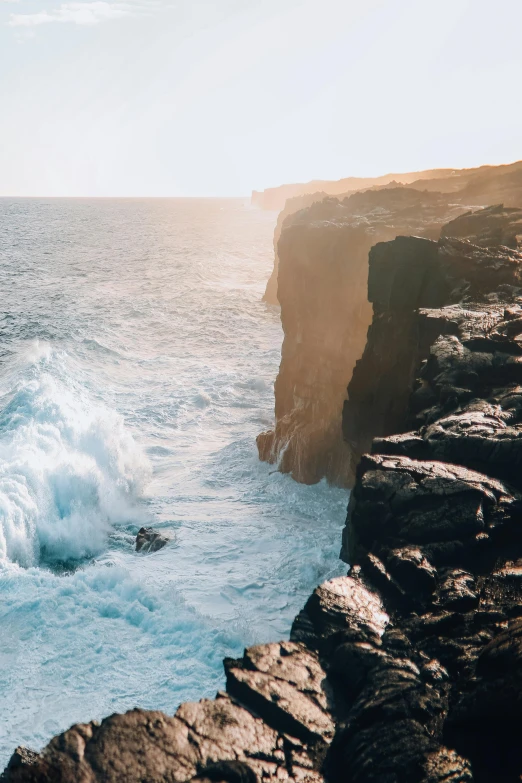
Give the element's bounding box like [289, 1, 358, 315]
[262, 160, 522, 306]
[257, 189, 466, 485]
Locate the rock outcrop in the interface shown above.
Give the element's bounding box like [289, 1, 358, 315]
[343, 207, 522, 478]
[262, 162, 522, 306]
[254, 160, 522, 213]
[251, 168, 457, 211]
[135, 527, 170, 553]
[333, 226, 522, 781]
[441, 204, 522, 248]
[258, 189, 466, 485]
[8, 205, 522, 782]
[1, 634, 341, 782]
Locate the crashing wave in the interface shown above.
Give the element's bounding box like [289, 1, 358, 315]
[0, 343, 151, 567]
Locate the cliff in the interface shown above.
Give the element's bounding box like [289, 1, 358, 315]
[263, 191, 329, 306]
[264, 162, 522, 307]
[335, 222, 522, 782]
[252, 160, 522, 213]
[7, 207, 522, 783]
[405, 160, 522, 204]
[344, 205, 522, 477]
[257, 189, 467, 485]
[251, 168, 455, 212]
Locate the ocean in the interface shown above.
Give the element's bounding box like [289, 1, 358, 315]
[0, 197, 347, 763]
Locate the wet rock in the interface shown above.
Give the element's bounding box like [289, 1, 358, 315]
[225, 645, 334, 745]
[343, 452, 521, 564]
[0, 749, 41, 781]
[385, 546, 438, 595]
[433, 570, 478, 612]
[135, 527, 169, 553]
[292, 576, 389, 644]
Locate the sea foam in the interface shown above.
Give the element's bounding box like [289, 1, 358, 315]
[0, 343, 150, 567]
[0, 198, 347, 765]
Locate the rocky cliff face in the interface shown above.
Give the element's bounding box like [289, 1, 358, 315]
[262, 162, 522, 306]
[254, 160, 522, 213]
[8, 206, 522, 783]
[344, 205, 522, 479]
[258, 190, 466, 485]
[334, 224, 522, 782]
[263, 192, 329, 306]
[251, 168, 457, 211]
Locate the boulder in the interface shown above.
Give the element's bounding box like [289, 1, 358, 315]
[135, 527, 169, 553]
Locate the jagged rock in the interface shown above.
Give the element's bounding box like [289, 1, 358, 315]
[291, 576, 389, 645]
[384, 546, 438, 595]
[3, 701, 282, 783]
[135, 527, 169, 553]
[343, 452, 522, 564]
[258, 190, 466, 486]
[4, 665, 329, 783]
[0, 749, 40, 781]
[344, 232, 522, 478]
[433, 570, 479, 611]
[441, 204, 522, 249]
[225, 642, 334, 745]
[335, 219, 522, 781]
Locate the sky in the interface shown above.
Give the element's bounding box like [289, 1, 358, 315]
[1, 0, 522, 197]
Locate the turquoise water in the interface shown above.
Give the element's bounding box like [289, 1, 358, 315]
[0, 198, 347, 763]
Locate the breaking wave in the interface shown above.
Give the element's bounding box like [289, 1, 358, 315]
[0, 197, 347, 764]
[0, 343, 150, 567]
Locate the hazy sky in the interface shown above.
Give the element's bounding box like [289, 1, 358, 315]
[1, 0, 522, 196]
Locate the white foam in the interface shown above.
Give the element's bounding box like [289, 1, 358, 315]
[0, 345, 151, 566]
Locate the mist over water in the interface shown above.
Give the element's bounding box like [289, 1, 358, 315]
[0, 198, 347, 763]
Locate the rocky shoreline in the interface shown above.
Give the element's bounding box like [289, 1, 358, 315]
[6, 204, 522, 782]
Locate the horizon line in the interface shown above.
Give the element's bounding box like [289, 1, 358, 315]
[0, 194, 252, 200]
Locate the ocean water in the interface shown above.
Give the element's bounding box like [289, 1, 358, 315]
[0, 197, 348, 764]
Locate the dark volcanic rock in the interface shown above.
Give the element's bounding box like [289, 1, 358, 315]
[335, 216, 522, 781]
[343, 232, 522, 477]
[291, 576, 388, 645]
[258, 189, 466, 486]
[0, 748, 40, 781]
[135, 527, 169, 553]
[441, 204, 522, 249]
[225, 641, 334, 745]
